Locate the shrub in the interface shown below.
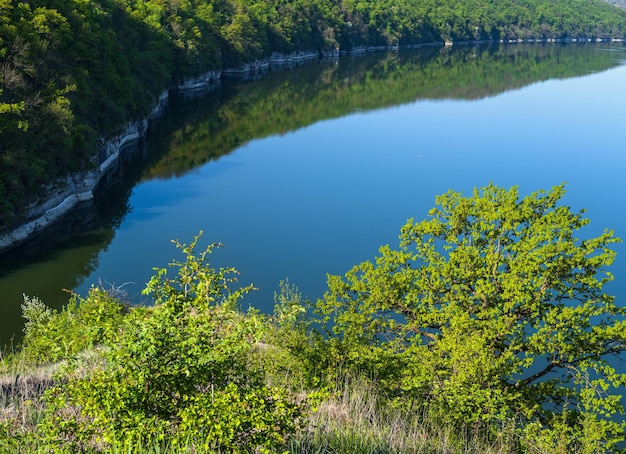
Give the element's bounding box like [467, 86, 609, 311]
[35, 233, 306, 452]
[21, 289, 125, 365]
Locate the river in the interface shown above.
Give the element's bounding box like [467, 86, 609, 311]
[1, 43, 625, 347]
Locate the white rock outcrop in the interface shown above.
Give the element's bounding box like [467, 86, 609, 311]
[176, 69, 222, 92]
[0, 68, 232, 252]
[0, 121, 148, 251]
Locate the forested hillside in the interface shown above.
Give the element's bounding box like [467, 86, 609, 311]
[1, 0, 625, 230]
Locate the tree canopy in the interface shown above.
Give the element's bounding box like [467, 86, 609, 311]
[317, 183, 626, 450]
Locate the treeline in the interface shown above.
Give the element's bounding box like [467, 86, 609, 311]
[1, 0, 626, 229]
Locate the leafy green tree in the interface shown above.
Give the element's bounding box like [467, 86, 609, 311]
[317, 184, 626, 450]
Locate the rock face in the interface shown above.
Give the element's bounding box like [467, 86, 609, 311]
[222, 51, 320, 78]
[0, 173, 100, 251]
[0, 120, 148, 252]
[0, 64, 238, 252]
[176, 69, 222, 92]
[0, 92, 165, 252]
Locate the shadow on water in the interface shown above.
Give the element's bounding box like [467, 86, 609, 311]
[0, 42, 624, 347]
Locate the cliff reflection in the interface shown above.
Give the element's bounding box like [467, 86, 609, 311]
[143, 43, 622, 179]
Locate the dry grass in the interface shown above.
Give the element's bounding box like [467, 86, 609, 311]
[0, 351, 57, 430]
[1, 347, 526, 454]
[290, 378, 519, 454]
[0, 347, 112, 452]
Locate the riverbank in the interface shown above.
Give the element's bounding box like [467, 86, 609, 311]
[0, 47, 404, 252]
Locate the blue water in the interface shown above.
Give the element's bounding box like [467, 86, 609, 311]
[75, 58, 626, 315]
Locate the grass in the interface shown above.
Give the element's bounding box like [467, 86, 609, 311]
[1, 348, 52, 452]
[0, 346, 108, 452]
[288, 378, 519, 454]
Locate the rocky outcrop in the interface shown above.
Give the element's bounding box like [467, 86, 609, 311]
[0, 63, 238, 252]
[223, 51, 320, 77]
[0, 67, 235, 252]
[222, 59, 271, 77]
[176, 69, 222, 92]
[0, 173, 101, 250]
[0, 119, 150, 251]
[269, 51, 320, 67]
[98, 120, 148, 174]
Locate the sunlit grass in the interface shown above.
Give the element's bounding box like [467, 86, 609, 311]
[2, 355, 522, 453]
[288, 378, 520, 454]
[1, 347, 51, 451]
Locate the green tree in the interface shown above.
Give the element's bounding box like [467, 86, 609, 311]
[317, 183, 626, 450]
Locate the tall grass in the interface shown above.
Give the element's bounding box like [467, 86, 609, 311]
[289, 378, 520, 454]
[0, 347, 55, 451]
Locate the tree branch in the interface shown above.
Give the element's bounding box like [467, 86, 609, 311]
[516, 361, 559, 387]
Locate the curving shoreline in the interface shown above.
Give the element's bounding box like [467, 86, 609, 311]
[0, 38, 623, 253]
[0, 49, 338, 253]
[0, 97, 166, 252]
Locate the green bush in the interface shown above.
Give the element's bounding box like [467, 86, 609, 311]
[35, 233, 306, 452]
[21, 288, 125, 365]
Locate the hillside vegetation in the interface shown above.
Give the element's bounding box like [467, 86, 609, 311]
[1, 0, 626, 230]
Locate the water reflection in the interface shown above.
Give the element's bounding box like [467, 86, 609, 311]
[0, 43, 624, 346]
[142, 43, 623, 180]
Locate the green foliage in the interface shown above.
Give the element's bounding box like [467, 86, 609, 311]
[35, 233, 305, 452]
[21, 289, 125, 365]
[5, 205, 626, 451]
[273, 278, 311, 337]
[316, 183, 626, 450]
[263, 279, 330, 391]
[142, 234, 254, 310]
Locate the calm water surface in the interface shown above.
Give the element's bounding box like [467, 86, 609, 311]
[1, 43, 625, 346]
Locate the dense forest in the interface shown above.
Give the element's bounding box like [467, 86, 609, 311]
[0, 0, 626, 232]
